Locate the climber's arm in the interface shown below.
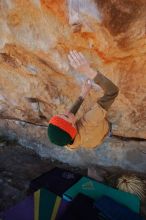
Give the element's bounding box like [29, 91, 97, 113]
[94, 71, 119, 110]
[68, 79, 92, 115]
[68, 50, 119, 111]
[68, 96, 84, 115]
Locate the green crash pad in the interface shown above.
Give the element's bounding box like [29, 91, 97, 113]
[34, 188, 61, 220]
[63, 177, 140, 213]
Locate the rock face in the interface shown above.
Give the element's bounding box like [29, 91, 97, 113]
[0, 0, 146, 140]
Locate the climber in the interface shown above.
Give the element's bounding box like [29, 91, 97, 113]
[48, 50, 119, 150]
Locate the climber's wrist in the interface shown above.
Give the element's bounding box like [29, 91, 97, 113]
[86, 68, 98, 80]
[79, 94, 86, 99]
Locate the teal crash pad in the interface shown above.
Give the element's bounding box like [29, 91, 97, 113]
[63, 177, 140, 213]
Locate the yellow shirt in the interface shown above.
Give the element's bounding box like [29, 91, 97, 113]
[67, 71, 119, 150]
[68, 103, 109, 149]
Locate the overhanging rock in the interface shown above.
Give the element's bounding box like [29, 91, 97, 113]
[0, 119, 146, 173]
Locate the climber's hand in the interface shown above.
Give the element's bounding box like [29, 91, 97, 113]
[80, 79, 92, 98]
[68, 50, 97, 80]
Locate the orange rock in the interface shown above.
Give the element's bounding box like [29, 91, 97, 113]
[0, 0, 145, 140]
[41, 0, 68, 23]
